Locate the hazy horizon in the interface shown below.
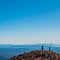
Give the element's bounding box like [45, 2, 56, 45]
[0, 0, 60, 44]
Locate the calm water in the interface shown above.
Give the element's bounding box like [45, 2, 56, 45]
[0, 44, 60, 60]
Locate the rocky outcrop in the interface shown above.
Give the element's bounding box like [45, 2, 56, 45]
[9, 50, 60, 60]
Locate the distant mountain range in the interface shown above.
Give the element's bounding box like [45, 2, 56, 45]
[0, 44, 60, 48]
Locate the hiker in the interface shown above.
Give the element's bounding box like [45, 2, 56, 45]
[42, 45, 43, 51]
[49, 46, 51, 51]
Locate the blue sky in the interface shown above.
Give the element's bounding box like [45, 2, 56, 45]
[0, 0, 60, 44]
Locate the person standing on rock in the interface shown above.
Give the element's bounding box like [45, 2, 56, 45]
[49, 46, 51, 51]
[42, 45, 43, 51]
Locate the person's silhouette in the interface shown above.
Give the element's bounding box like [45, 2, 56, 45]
[42, 45, 43, 50]
[49, 46, 51, 51]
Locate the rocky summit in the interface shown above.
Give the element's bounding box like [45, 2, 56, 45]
[9, 50, 60, 60]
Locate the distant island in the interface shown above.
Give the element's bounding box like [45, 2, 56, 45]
[9, 46, 60, 60]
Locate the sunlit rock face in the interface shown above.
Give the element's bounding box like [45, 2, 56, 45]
[9, 50, 60, 60]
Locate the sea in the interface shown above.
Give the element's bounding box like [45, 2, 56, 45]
[0, 44, 60, 60]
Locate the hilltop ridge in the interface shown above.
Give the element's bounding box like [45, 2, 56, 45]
[9, 50, 60, 60]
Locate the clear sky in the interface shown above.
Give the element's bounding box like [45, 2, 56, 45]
[0, 0, 60, 44]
